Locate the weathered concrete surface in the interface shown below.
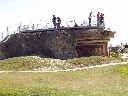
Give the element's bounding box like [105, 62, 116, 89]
[0, 28, 115, 60]
[0, 44, 5, 59]
[0, 30, 78, 59]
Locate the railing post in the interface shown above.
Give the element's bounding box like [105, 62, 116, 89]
[19, 26, 21, 33]
[7, 27, 9, 35]
[2, 32, 3, 40]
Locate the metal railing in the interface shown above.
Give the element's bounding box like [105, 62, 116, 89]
[0, 18, 105, 42]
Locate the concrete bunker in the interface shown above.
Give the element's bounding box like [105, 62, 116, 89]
[0, 27, 115, 60]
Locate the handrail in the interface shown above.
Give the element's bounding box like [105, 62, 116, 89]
[0, 35, 11, 43]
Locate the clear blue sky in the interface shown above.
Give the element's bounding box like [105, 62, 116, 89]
[0, 0, 128, 46]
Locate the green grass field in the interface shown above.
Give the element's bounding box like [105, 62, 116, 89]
[0, 64, 128, 96]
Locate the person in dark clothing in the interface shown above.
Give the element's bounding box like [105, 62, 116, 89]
[56, 17, 61, 28]
[97, 12, 100, 27]
[88, 12, 93, 26]
[100, 13, 104, 25]
[52, 15, 57, 28]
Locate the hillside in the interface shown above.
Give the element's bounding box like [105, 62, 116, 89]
[0, 56, 126, 71]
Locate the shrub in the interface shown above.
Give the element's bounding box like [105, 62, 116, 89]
[110, 52, 122, 59]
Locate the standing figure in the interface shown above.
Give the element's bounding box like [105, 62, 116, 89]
[52, 15, 57, 28]
[88, 12, 93, 26]
[97, 12, 100, 27]
[100, 13, 105, 28]
[56, 17, 61, 28]
[100, 13, 104, 25]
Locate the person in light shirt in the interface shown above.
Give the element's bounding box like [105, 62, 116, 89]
[56, 17, 61, 28]
[88, 12, 93, 26]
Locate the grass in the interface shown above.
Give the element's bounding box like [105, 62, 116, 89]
[116, 64, 128, 75]
[0, 56, 123, 71]
[0, 56, 70, 71]
[0, 64, 128, 96]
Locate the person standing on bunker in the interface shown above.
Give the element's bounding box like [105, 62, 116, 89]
[97, 12, 100, 27]
[52, 15, 57, 28]
[88, 12, 93, 26]
[56, 17, 61, 28]
[100, 13, 105, 28]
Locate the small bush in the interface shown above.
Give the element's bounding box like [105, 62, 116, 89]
[110, 52, 118, 57]
[110, 52, 122, 59]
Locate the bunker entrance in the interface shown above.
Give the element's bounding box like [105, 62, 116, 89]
[76, 45, 102, 57]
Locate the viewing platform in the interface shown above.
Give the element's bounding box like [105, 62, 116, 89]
[21, 26, 104, 33]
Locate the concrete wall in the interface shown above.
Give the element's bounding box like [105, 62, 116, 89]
[0, 29, 115, 59]
[0, 30, 78, 59]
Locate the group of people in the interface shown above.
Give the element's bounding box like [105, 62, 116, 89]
[52, 15, 61, 28]
[88, 12, 105, 27]
[52, 12, 105, 28]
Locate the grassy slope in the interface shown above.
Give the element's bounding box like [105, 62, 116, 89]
[0, 56, 69, 71]
[0, 56, 122, 71]
[0, 64, 128, 96]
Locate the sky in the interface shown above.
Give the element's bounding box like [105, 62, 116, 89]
[0, 0, 128, 46]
